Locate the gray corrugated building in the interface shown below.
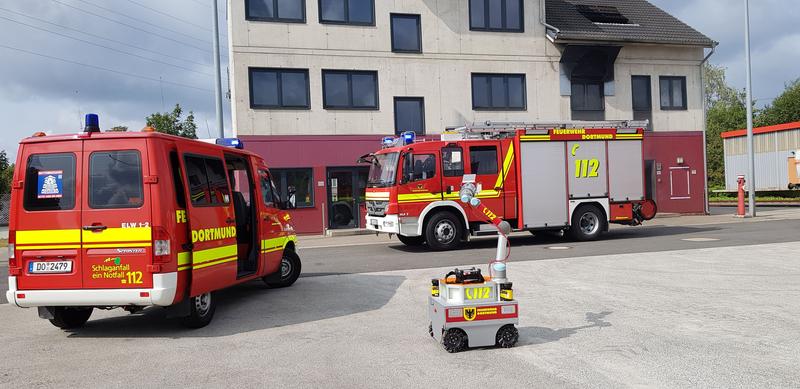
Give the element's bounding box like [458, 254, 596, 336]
[722, 122, 800, 191]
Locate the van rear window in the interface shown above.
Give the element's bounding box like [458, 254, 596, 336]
[89, 150, 144, 209]
[23, 153, 77, 211]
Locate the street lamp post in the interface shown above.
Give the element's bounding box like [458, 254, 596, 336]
[212, 0, 224, 138]
[744, 0, 756, 217]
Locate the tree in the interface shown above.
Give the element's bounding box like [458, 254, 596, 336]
[108, 126, 128, 132]
[704, 64, 747, 188]
[755, 79, 800, 127]
[145, 104, 197, 139]
[0, 150, 14, 194]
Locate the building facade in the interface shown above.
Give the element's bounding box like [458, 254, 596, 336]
[722, 122, 800, 191]
[228, 0, 715, 234]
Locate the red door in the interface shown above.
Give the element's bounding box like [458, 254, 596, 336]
[465, 142, 505, 218]
[177, 145, 238, 296]
[81, 140, 154, 289]
[256, 167, 283, 276]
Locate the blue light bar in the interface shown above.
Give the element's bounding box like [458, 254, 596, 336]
[216, 138, 244, 149]
[401, 131, 416, 145]
[84, 113, 100, 133]
[382, 136, 396, 148]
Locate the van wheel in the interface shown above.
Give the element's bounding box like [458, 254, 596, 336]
[397, 235, 425, 246]
[569, 204, 606, 241]
[49, 307, 93, 329]
[181, 292, 216, 328]
[263, 250, 301, 288]
[425, 212, 463, 251]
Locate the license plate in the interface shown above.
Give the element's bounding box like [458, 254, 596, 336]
[370, 219, 379, 227]
[29, 261, 73, 274]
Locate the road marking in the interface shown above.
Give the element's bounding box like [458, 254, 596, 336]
[547, 246, 572, 250]
[681, 238, 721, 242]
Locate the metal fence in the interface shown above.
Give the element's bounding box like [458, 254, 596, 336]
[0, 193, 9, 226]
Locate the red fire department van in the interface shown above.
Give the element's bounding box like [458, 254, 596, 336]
[363, 121, 657, 250]
[6, 115, 301, 329]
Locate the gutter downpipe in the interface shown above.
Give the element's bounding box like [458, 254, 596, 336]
[700, 43, 717, 215]
[539, 0, 560, 39]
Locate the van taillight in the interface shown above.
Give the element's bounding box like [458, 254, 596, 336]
[152, 227, 171, 264]
[8, 231, 18, 274]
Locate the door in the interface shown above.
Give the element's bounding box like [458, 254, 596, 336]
[669, 167, 691, 200]
[328, 167, 369, 229]
[466, 142, 505, 218]
[81, 140, 153, 289]
[178, 146, 238, 296]
[257, 167, 283, 276]
[225, 153, 258, 277]
[15, 142, 84, 290]
[398, 150, 443, 211]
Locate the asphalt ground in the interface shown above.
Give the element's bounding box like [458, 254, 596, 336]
[1, 241, 799, 388]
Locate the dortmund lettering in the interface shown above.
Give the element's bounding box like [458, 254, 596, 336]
[191, 226, 237, 243]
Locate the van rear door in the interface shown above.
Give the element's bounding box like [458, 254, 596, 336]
[15, 141, 84, 290]
[81, 140, 153, 289]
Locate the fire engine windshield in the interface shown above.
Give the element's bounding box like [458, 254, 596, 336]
[367, 152, 399, 188]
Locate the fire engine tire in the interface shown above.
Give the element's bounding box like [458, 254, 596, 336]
[425, 212, 464, 251]
[442, 328, 468, 353]
[263, 250, 302, 288]
[569, 204, 606, 242]
[182, 292, 216, 328]
[495, 324, 519, 348]
[49, 307, 93, 329]
[398, 235, 425, 246]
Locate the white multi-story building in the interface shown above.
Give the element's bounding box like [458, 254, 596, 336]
[228, 0, 714, 234]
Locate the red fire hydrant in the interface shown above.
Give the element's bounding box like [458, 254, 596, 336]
[737, 175, 746, 217]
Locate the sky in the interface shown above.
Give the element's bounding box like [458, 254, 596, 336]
[0, 0, 798, 160]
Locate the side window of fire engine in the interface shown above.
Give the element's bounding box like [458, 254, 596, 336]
[184, 155, 231, 206]
[405, 154, 436, 182]
[23, 153, 77, 211]
[442, 147, 464, 177]
[469, 146, 498, 175]
[89, 150, 144, 209]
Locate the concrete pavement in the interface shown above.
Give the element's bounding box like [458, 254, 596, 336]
[1, 242, 799, 388]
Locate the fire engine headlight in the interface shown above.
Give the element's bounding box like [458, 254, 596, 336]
[382, 220, 395, 228]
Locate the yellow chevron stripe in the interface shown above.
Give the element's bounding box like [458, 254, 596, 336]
[494, 143, 515, 190]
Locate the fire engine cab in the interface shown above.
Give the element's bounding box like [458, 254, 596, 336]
[6, 114, 301, 329]
[363, 121, 657, 251]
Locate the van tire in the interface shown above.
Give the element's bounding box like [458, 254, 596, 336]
[569, 204, 606, 241]
[181, 292, 215, 328]
[49, 307, 93, 329]
[263, 250, 301, 288]
[425, 212, 463, 251]
[397, 235, 425, 246]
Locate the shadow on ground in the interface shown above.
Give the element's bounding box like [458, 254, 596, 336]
[517, 311, 613, 346]
[66, 273, 405, 339]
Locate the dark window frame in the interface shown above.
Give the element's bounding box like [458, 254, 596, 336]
[390, 13, 422, 53]
[469, 146, 499, 175]
[258, 169, 277, 208]
[442, 146, 464, 177]
[183, 154, 232, 208]
[249, 67, 311, 110]
[403, 153, 437, 183]
[22, 152, 77, 212]
[322, 69, 380, 110]
[570, 79, 605, 112]
[271, 167, 315, 208]
[632, 75, 653, 131]
[469, 0, 524, 33]
[245, 0, 307, 23]
[318, 0, 376, 26]
[471, 73, 527, 111]
[88, 150, 144, 209]
[659, 76, 688, 111]
[393, 97, 425, 136]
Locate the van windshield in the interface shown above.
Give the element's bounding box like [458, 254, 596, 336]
[367, 152, 399, 188]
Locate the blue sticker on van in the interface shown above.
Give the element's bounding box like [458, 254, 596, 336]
[37, 170, 64, 199]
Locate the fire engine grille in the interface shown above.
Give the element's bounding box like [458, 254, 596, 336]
[367, 200, 388, 216]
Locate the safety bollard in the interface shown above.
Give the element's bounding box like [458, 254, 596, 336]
[736, 175, 746, 217]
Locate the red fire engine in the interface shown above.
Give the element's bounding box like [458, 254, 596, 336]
[6, 114, 301, 329]
[363, 121, 657, 250]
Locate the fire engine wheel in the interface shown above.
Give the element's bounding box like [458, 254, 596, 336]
[425, 212, 463, 251]
[182, 292, 216, 328]
[495, 324, 519, 348]
[397, 235, 425, 246]
[442, 328, 468, 353]
[49, 307, 93, 329]
[569, 205, 606, 241]
[263, 250, 302, 288]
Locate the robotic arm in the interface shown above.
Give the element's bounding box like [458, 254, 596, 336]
[458, 175, 511, 283]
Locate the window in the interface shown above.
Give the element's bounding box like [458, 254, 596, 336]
[319, 0, 374, 25]
[571, 81, 605, 120]
[23, 153, 76, 211]
[472, 73, 526, 110]
[632, 75, 653, 130]
[272, 168, 313, 208]
[469, 0, 523, 32]
[259, 170, 277, 207]
[391, 14, 421, 53]
[442, 147, 464, 177]
[404, 154, 436, 182]
[170, 151, 187, 208]
[660, 76, 687, 110]
[89, 150, 144, 209]
[469, 146, 498, 175]
[575, 5, 629, 24]
[322, 70, 378, 109]
[184, 155, 231, 206]
[394, 97, 425, 135]
[246, 0, 305, 23]
[250, 68, 310, 109]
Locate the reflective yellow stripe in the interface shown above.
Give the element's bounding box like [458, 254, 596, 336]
[398, 193, 441, 203]
[494, 143, 515, 190]
[366, 192, 390, 200]
[177, 252, 191, 266]
[16, 244, 81, 250]
[520, 135, 551, 141]
[82, 227, 151, 243]
[260, 235, 296, 253]
[83, 243, 152, 249]
[193, 256, 237, 269]
[615, 134, 643, 140]
[17, 229, 81, 245]
[192, 244, 238, 265]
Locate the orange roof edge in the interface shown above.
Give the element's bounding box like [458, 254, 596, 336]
[721, 121, 800, 139]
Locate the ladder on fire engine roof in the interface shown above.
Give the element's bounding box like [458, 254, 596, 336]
[446, 120, 650, 139]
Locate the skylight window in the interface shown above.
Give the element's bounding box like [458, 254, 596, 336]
[576, 5, 630, 24]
